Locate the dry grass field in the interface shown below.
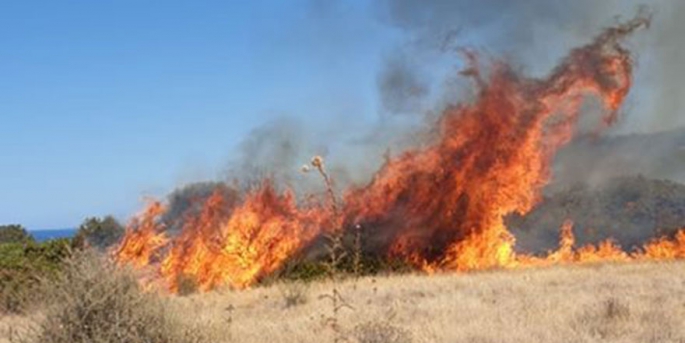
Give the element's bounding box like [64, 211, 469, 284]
[3, 261, 685, 343]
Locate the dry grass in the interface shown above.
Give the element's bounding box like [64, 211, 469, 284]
[3, 261, 685, 343]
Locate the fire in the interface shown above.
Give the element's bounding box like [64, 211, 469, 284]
[115, 201, 168, 269]
[160, 182, 333, 291]
[114, 14, 685, 293]
[513, 220, 630, 268]
[639, 230, 685, 260]
[343, 15, 649, 271]
[117, 182, 332, 292]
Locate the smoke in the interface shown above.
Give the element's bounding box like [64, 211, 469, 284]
[219, 112, 432, 199]
[376, 0, 685, 132]
[169, 1, 684, 225]
[224, 116, 313, 189]
[552, 127, 685, 188]
[377, 51, 429, 115]
[162, 181, 239, 234]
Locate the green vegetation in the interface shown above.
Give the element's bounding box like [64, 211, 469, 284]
[72, 216, 124, 250]
[0, 215, 125, 314]
[0, 224, 34, 244]
[0, 238, 71, 314]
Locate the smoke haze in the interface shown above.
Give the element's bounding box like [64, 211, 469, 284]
[170, 1, 684, 216]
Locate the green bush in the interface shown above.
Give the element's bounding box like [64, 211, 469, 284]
[0, 225, 34, 244]
[0, 239, 71, 314]
[72, 216, 124, 250]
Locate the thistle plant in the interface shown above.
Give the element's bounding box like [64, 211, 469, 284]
[302, 155, 352, 342]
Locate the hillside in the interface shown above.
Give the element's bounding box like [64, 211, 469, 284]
[510, 175, 685, 253]
[553, 127, 685, 186]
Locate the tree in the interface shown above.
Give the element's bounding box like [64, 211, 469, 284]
[72, 216, 124, 250]
[0, 225, 34, 244]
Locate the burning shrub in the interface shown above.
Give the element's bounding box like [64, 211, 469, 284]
[17, 250, 207, 343]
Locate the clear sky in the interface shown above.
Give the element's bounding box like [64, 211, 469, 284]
[0, 1, 396, 229]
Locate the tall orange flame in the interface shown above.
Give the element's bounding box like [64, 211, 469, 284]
[115, 201, 167, 268]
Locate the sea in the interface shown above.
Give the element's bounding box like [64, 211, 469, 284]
[30, 228, 77, 242]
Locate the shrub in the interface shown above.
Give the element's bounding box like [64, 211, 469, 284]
[0, 239, 71, 314]
[15, 250, 208, 343]
[71, 216, 124, 250]
[0, 269, 34, 314]
[0, 225, 33, 244]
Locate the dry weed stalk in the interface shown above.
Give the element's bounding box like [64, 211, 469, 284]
[353, 224, 363, 278]
[303, 155, 353, 343]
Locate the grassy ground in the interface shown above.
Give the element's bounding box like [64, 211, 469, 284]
[4, 261, 685, 343]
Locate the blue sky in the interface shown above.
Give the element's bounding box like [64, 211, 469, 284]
[0, 1, 397, 229]
[2, 1, 672, 230]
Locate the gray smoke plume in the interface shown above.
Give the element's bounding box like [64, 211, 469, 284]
[219, 113, 432, 198]
[376, 0, 685, 132]
[377, 51, 429, 115]
[224, 116, 313, 189]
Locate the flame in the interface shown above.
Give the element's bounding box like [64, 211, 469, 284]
[342, 15, 649, 271]
[116, 182, 332, 291]
[112, 15, 685, 293]
[639, 230, 685, 260]
[516, 221, 685, 268]
[114, 201, 168, 268]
